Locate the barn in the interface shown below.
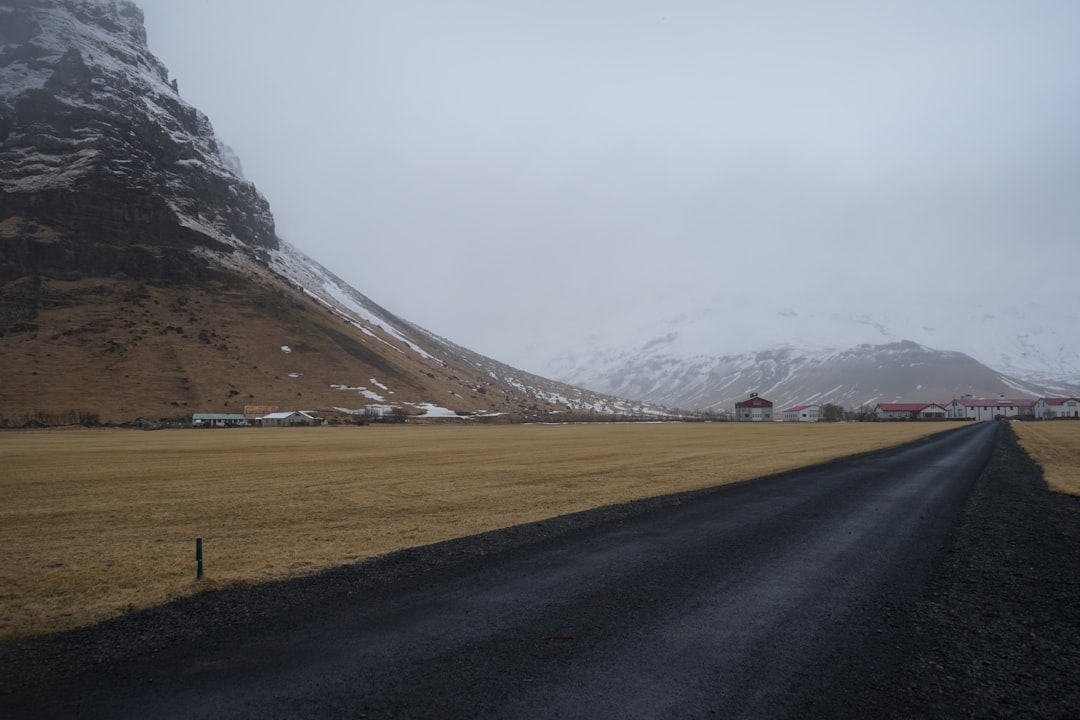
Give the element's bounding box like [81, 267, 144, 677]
[735, 393, 773, 422]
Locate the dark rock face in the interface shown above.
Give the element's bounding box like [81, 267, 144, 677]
[0, 0, 278, 282]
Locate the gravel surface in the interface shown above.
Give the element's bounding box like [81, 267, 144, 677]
[880, 424, 1080, 718]
[2, 423, 1078, 718]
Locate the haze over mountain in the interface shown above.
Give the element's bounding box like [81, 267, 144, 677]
[2, 1, 1076, 424]
[551, 338, 1080, 414]
[0, 0, 660, 423]
[543, 297, 1080, 411]
[132, 1, 1080, 378]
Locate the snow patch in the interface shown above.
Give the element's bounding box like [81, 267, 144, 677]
[412, 403, 460, 418]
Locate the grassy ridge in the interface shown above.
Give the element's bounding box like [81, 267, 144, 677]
[2, 422, 955, 641]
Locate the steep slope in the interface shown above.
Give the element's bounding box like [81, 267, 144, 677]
[552, 339, 1080, 414]
[0, 0, 655, 424]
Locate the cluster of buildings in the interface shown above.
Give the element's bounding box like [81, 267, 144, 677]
[192, 407, 325, 428]
[735, 393, 1080, 422]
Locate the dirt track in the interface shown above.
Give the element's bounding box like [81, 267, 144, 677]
[2, 422, 1078, 719]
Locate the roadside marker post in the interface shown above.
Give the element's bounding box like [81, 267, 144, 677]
[196, 537, 203, 580]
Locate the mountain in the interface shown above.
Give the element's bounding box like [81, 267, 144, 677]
[0, 0, 659, 424]
[536, 295, 1080, 391]
[550, 338, 1080, 414]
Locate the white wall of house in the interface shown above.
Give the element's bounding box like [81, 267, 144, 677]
[918, 404, 947, 420]
[950, 400, 1035, 421]
[945, 400, 966, 419]
[783, 406, 821, 422]
[738, 407, 773, 422]
[874, 406, 916, 420]
[1036, 398, 1080, 419]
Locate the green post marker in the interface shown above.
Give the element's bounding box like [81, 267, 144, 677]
[196, 537, 203, 580]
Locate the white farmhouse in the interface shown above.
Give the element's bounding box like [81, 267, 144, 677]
[782, 404, 822, 422]
[257, 411, 325, 427]
[945, 396, 1037, 421]
[873, 403, 947, 420]
[1035, 397, 1080, 419]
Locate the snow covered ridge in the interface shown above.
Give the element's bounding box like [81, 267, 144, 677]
[268, 241, 672, 418]
[541, 301, 1080, 400]
[0, 0, 276, 251]
[269, 242, 436, 361]
[552, 339, 1080, 414]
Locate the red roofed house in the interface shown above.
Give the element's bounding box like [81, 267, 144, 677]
[945, 396, 1037, 421]
[782, 404, 822, 422]
[735, 392, 773, 422]
[1034, 397, 1080, 419]
[874, 403, 948, 421]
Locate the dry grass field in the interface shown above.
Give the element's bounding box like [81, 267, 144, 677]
[1012, 421, 1080, 496]
[1, 422, 956, 641]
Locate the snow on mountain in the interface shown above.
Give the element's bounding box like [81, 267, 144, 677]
[551, 332, 1080, 414]
[264, 240, 672, 419]
[543, 292, 1080, 412]
[0, 0, 276, 254]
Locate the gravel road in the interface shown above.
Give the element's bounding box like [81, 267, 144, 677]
[2, 422, 1078, 719]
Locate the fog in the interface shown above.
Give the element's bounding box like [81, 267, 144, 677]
[135, 1, 1080, 373]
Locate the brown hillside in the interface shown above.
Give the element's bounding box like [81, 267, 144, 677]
[0, 268, 566, 424]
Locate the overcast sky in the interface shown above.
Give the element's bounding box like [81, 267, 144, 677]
[134, 1, 1080, 372]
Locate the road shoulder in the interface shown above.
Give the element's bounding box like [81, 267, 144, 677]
[882, 423, 1080, 718]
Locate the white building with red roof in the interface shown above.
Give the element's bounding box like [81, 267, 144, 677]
[874, 403, 948, 421]
[735, 392, 773, 422]
[1034, 397, 1080, 419]
[782, 404, 822, 422]
[944, 396, 1037, 421]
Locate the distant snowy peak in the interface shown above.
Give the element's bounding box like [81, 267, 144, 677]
[547, 297, 1080, 391]
[551, 338, 1079, 413]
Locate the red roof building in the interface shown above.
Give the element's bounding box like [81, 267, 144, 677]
[1034, 397, 1079, 419]
[735, 393, 773, 422]
[945, 397, 1037, 421]
[782, 404, 822, 422]
[874, 403, 947, 420]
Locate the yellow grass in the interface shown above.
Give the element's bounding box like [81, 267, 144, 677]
[1, 422, 954, 641]
[1012, 421, 1080, 496]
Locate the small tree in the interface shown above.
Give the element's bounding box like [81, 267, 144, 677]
[821, 403, 845, 422]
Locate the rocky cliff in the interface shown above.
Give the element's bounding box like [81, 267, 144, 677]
[0, 0, 276, 284]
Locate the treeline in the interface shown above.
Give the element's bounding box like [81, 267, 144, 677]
[822, 403, 876, 422]
[0, 409, 102, 428]
[354, 407, 410, 424]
